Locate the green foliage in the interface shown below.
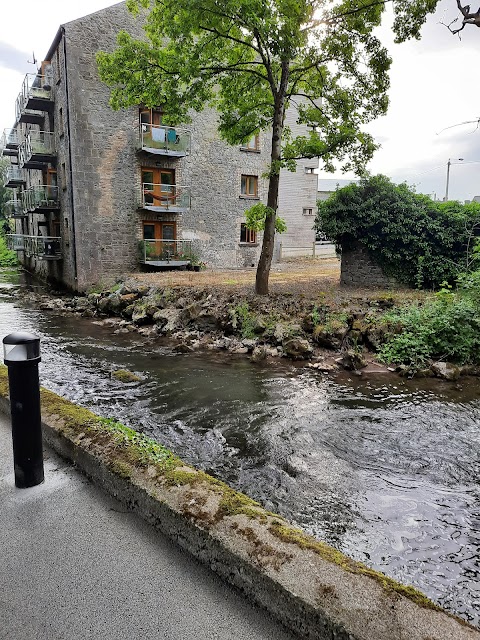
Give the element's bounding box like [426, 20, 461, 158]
[233, 302, 257, 339]
[316, 175, 480, 288]
[0, 229, 17, 268]
[98, 0, 391, 173]
[378, 276, 480, 369]
[245, 203, 286, 234]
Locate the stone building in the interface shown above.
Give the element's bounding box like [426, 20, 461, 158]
[2, 2, 318, 292]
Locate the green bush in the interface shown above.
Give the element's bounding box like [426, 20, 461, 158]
[378, 280, 480, 368]
[0, 233, 17, 267]
[316, 175, 480, 288]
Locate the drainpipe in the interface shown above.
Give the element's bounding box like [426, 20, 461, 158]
[62, 28, 79, 287]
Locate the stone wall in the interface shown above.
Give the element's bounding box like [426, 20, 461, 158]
[341, 241, 399, 288]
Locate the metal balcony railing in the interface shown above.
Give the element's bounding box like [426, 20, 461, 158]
[19, 131, 56, 168]
[4, 165, 25, 188]
[22, 185, 59, 212]
[15, 73, 53, 122]
[141, 183, 191, 212]
[3, 200, 26, 219]
[140, 124, 191, 156]
[1, 128, 20, 156]
[139, 239, 193, 264]
[6, 234, 62, 260]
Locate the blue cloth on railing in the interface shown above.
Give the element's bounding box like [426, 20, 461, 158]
[167, 128, 177, 143]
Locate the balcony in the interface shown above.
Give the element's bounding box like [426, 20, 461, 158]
[15, 73, 53, 123]
[6, 234, 62, 260]
[3, 200, 27, 219]
[4, 165, 25, 188]
[22, 185, 59, 213]
[1, 128, 20, 157]
[139, 239, 193, 266]
[139, 124, 191, 157]
[19, 132, 56, 169]
[141, 183, 191, 213]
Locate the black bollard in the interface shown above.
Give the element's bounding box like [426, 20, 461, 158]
[2, 332, 44, 488]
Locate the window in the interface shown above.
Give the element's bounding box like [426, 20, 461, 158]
[240, 223, 257, 244]
[241, 134, 259, 152]
[140, 109, 162, 127]
[305, 167, 315, 174]
[302, 207, 314, 216]
[241, 175, 258, 197]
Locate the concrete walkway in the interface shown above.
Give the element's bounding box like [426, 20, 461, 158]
[0, 410, 297, 640]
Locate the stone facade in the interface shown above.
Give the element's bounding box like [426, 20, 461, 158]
[340, 241, 399, 288]
[6, 2, 318, 292]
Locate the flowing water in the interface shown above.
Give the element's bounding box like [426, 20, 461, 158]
[1, 268, 480, 625]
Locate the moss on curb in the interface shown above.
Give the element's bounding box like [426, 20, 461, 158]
[268, 521, 443, 612]
[0, 364, 465, 622]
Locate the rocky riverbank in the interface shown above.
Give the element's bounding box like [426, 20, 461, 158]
[5, 278, 478, 381]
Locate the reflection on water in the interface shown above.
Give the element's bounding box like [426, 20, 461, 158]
[1, 268, 480, 625]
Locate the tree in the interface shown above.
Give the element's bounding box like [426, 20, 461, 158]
[316, 175, 480, 287]
[97, 0, 391, 294]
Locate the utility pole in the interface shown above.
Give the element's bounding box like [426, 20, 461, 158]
[445, 158, 464, 202]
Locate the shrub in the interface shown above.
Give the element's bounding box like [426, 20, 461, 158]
[316, 175, 480, 288]
[378, 279, 480, 368]
[0, 233, 17, 267]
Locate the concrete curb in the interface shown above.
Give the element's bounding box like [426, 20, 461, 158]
[0, 372, 478, 640]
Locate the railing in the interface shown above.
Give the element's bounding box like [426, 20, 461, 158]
[16, 73, 53, 116]
[1, 128, 20, 153]
[6, 234, 62, 259]
[3, 200, 25, 218]
[139, 239, 193, 263]
[19, 131, 56, 166]
[4, 165, 24, 186]
[141, 183, 191, 210]
[22, 185, 59, 212]
[6, 234, 26, 251]
[140, 124, 191, 155]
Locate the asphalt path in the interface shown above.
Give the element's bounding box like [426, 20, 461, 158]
[0, 410, 298, 640]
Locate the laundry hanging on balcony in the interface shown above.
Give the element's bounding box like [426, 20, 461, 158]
[151, 127, 166, 143]
[167, 128, 177, 143]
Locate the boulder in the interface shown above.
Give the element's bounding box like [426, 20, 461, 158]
[282, 338, 313, 360]
[338, 349, 367, 371]
[251, 346, 268, 362]
[153, 309, 183, 334]
[430, 361, 461, 381]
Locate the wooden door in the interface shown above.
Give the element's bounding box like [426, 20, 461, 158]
[143, 221, 177, 260]
[142, 168, 175, 208]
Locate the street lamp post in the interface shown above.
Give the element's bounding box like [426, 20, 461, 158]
[445, 158, 464, 202]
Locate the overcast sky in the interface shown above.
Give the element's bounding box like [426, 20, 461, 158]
[0, 0, 479, 201]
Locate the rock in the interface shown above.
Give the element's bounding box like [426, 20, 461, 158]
[430, 361, 461, 381]
[195, 312, 219, 332]
[282, 338, 313, 360]
[231, 346, 249, 354]
[174, 343, 194, 353]
[181, 302, 202, 323]
[112, 369, 142, 383]
[338, 349, 367, 371]
[308, 362, 338, 372]
[153, 309, 182, 334]
[241, 339, 257, 352]
[132, 307, 151, 326]
[460, 364, 480, 376]
[251, 346, 268, 362]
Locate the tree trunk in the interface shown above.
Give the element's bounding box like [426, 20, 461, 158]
[255, 64, 289, 295]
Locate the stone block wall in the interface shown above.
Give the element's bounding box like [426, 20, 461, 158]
[340, 241, 399, 288]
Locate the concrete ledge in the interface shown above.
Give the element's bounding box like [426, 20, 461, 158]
[0, 365, 478, 640]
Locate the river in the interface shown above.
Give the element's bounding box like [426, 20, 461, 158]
[1, 267, 479, 626]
